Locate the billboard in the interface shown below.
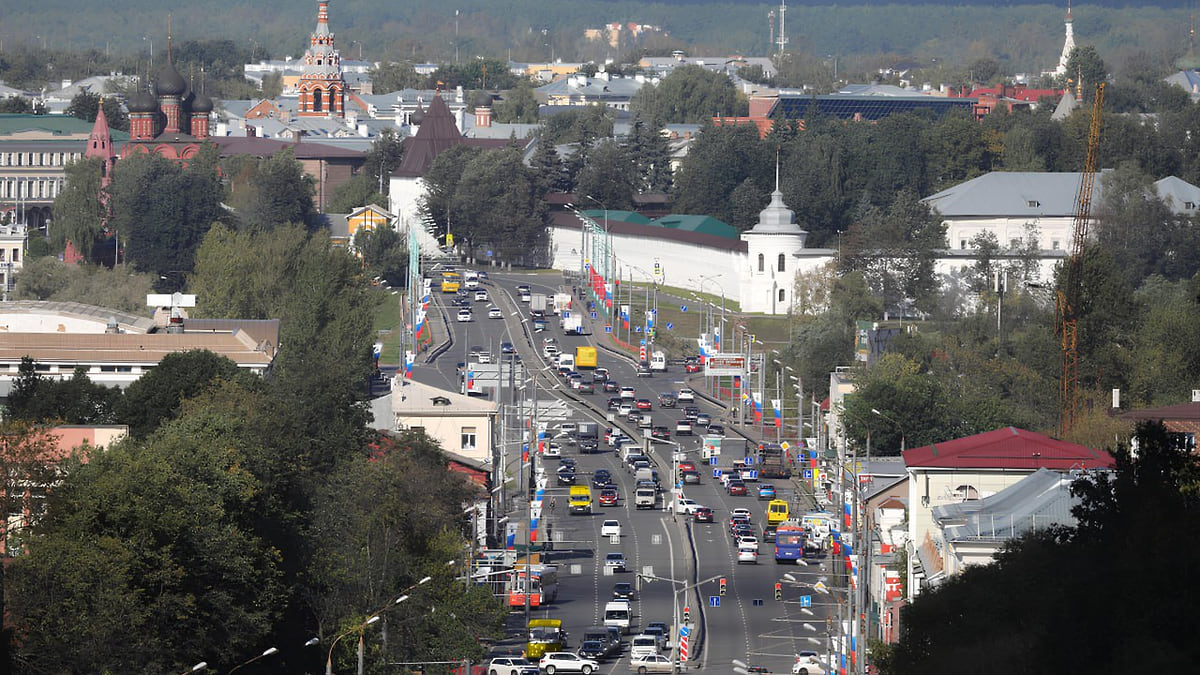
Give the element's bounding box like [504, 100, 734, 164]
[704, 354, 746, 377]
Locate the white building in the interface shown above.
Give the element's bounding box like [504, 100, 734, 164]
[390, 376, 499, 465]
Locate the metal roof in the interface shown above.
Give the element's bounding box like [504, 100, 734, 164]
[923, 171, 1200, 218]
[771, 93, 972, 122]
[932, 468, 1082, 541]
[903, 426, 1114, 470]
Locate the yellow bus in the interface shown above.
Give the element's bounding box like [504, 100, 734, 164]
[441, 271, 461, 293]
[766, 498, 790, 525]
[526, 618, 564, 659]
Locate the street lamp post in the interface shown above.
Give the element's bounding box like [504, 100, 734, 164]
[228, 647, 279, 674]
[639, 572, 724, 672]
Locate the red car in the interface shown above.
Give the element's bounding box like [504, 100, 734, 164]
[636, 398, 653, 411]
[727, 481, 748, 496]
[678, 461, 696, 473]
[599, 489, 619, 506]
[694, 507, 714, 523]
[685, 363, 702, 373]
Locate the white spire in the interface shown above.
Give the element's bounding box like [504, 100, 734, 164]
[1054, 1, 1076, 77]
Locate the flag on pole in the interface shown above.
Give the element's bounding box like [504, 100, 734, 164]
[772, 399, 782, 428]
[404, 350, 415, 378]
[752, 392, 763, 423]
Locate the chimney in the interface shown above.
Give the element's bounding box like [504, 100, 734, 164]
[166, 306, 185, 334]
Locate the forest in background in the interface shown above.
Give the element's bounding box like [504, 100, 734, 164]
[0, 2, 1194, 87]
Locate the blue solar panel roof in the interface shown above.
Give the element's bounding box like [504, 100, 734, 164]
[771, 95, 974, 122]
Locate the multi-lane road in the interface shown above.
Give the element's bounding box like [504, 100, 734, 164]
[412, 270, 838, 675]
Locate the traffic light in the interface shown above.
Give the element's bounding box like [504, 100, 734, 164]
[719, 577, 727, 596]
[774, 582, 783, 601]
[683, 606, 691, 623]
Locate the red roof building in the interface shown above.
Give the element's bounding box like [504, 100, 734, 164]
[902, 426, 1114, 471]
[1118, 401, 1200, 441]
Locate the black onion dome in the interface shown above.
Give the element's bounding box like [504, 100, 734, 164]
[127, 90, 159, 113]
[154, 62, 187, 96]
[192, 94, 214, 113]
[473, 90, 493, 108]
[411, 105, 425, 125]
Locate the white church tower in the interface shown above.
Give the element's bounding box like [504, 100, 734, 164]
[739, 166, 807, 315]
[1054, 2, 1076, 77]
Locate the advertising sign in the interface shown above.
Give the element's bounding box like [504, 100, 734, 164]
[704, 354, 746, 377]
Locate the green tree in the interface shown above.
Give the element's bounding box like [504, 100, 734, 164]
[4, 363, 120, 425]
[673, 122, 767, 223]
[261, 71, 283, 98]
[115, 350, 248, 438]
[328, 173, 387, 213]
[365, 129, 405, 195]
[50, 157, 106, 257]
[108, 146, 224, 277]
[541, 106, 613, 145]
[626, 114, 673, 194]
[840, 191, 947, 315]
[574, 139, 636, 210]
[13, 257, 159, 314]
[630, 64, 746, 124]
[495, 80, 540, 123]
[453, 147, 547, 264]
[0, 97, 32, 113]
[529, 130, 570, 195]
[369, 61, 423, 93]
[354, 225, 410, 287]
[1062, 45, 1109, 92]
[64, 90, 101, 123]
[418, 144, 484, 246]
[225, 147, 319, 231]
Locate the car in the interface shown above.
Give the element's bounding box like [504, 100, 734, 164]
[619, 386, 636, 400]
[758, 484, 777, 500]
[642, 623, 668, 649]
[601, 520, 622, 537]
[745, 666, 772, 674]
[737, 547, 759, 564]
[650, 426, 670, 440]
[474, 290, 489, 302]
[695, 413, 712, 427]
[557, 469, 576, 485]
[539, 652, 599, 675]
[678, 461, 697, 473]
[593, 470, 613, 488]
[675, 420, 693, 436]
[791, 654, 827, 675]
[579, 439, 599, 453]
[693, 507, 714, 523]
[607, 397, 623, 411]
[490, 657, 537, 675]
[635, 362, 653, 377]
[683, 406, 700, 421]
[635, 398, 653, 411]
[612, 581, 636, 600]
[578, 641, 608, 662]
[520, 291, 532, 302]
[729, 514, 751, 530]
[684, 362, 702, 373]
[543, 444, 562, 459]
[630, 655, 674, 674]
[658, 393, 677, 408]
[598, 488, 620, 506]
[637, 415, 653, 429]
[731, 508, 753, 519]
[457, 309, 473, 322]
[677, 388, 695, 402]
[731, 523, 755, 539]
[737, 535, 759, 550]
[603, 381, 620, 393]
[544, 346, 561, 359]
[488, 306, 504, 319]
[530, 309, 546, 320]
[577, 381, 595, 394]
[618, 403, 634, 417]
[675, 498, 701, 515]
[532, 318, 549, 332]
[727, 481, 748, 496]
[604, 552, 627, 572]
[592, 367, 610, 382]
[629, 635, 660, 661]
[560, 457, 578, 469]
[516, 284, 531, 294]
[708, 424, 726, 437]
[681, 470, 701, 485]
[542, 336, 558, 347]
[626, 411, 641, 425]
[762, 524, 778, 542]
[501, 341, 515, 354]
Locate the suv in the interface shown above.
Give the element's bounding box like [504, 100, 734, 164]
[658, 393, 677, 408]
[604, 551, 627, 572]
[635, 362, 653, 377]
[490, 657, 537, 675]
[693, 506, 714, 523]
[539, 652, 599, 675]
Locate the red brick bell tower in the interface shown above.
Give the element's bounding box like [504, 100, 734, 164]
[297, 1, 346, 117]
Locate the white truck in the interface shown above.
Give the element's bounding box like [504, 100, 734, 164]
[562, 314, 586, 335]
[650, 351, 667, 372]
[530, 293, 549, 316]
[634, 486, 657, 509]
[553, 293, 572, 315]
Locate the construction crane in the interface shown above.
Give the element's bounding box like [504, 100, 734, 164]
[1056, 82, 1105, 436]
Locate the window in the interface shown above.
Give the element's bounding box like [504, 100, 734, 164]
[777, 253, 786, 272]
[0, 249, 6, 261]
[1052, 240, 1060, 250]
[778, 288, 785, 302]
[461, 426, 478, 451]
[11, 248, 18, 262]
[757, 253, 764, 272]
[960, 239, 967, 249]
[313, 89, 324, 112]
[1009, 239, 1020, 249]
[1186, 202, 1196, 210]
[1026, 200, 1040, 208]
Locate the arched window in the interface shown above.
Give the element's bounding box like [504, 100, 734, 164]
[757, 253, 764, 272]
[778, 288, 785, 303]
[778, 253, 786, 272]
[313, 89, 324, 112]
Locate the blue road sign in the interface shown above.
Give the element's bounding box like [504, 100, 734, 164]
[605, 325, 613, 333]
[712, 468, 723, 478]
[752, 599, 763, 606]
[679, 626, 690, 638]
[562, 311, 570, 319]
[666, 322, 674, 330]
[800, 595, 812, 608]
[803, 469, 813, 480]
[709, 596, 720, 608]
[486, 250, 493, 257]
[681, 305, 688, 312]
[590, 312, 598, 319]
[635, 327, 642, 333]
[709, 457, 719, 466]
[744, 456, 754, 465]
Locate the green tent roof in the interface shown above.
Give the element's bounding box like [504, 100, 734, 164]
[0, 113, 130, 140]
[650, 214, 738, 239]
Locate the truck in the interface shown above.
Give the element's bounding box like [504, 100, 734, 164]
[553, 293, 572, 315]
[758, 443, 792, 479]
[575, 346, 598, 369]
[634, 486, 657, 509]
[530, 293, 549, 316]
[568, 485, 593, 514]
[561, 314, 586, 335]
[649, 350, 667, 372]
[576, 423, 600, 442]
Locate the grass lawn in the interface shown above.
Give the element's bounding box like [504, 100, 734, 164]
[372, 287, 405, 367]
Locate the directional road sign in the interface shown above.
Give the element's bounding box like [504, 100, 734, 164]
[709, 596, 720, 608]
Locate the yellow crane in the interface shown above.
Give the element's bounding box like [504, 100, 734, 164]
[1056, 83, 1105, 436]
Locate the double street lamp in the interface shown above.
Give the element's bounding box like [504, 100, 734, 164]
[325, 574, 434, 675]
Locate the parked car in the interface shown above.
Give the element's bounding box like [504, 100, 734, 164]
[539, 652, 599, 675]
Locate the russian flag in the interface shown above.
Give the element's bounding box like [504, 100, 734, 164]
[772, 399, 782, 428]
[404, 350, 415, 378]
[752, 393, 763, 423]
[466, 370, 475, 391]
[713, 326, 720, 352]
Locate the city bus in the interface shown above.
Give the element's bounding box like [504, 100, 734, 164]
[508, 566, 559, 607]
[766, 498, 790, 525]
[441, 271, 462, 293]
[525, 618, 565, 659]
[774, 523, 806, 563]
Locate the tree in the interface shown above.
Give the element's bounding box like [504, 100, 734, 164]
[364, 128, 405, 196]
[1062, 45, 1109, 92]
[64, 90, 101, 123]
[630, 64, 746, 124]
[354, 225, 409, 287]
[5, 360, 120, 425]
[840, 191, 947, 315]
[495, 80, 540, 123]
[673, 122, 767, 223]
[13, 256, 159, 313]
[107, 146, 224, 276]
[369, 61, 423, 93]
[541, 106, 613, 146]
[328, 174, 387, 214]
[419, 144, 484, 246]
[261, 71, 283, 98]
[529, 130, 570, 195]
[0, 97, 32, 113]
[626, 114, 673, 194]
[116, 350, 249, 438]
[574, 140, 636, 210]
[50, 157, 106, 257]
[225, 148, 319, 231]
[453, 147, 547, 264]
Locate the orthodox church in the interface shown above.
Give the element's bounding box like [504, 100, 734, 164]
[120, 47, 214, 163]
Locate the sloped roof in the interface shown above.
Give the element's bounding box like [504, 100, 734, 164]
[1153, 176, 1200, 212]
[652, 214, 739, 239]
[1119, 401, 1200, 422]
[393, 95, 467, 178]
[209, 136, 365, 161]
[0, 114, 129, 140]
[392, 376, 498, 416]
[924, 171, 1200, 218]
[1051, 91, 1078, 120]
[903, 427, 1113, 470]
[932, 468, 1080, 541]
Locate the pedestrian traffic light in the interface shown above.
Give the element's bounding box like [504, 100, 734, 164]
[774, 582, 782, 601]
[683, 606, 691, 623]
[719, 577, 727, 596]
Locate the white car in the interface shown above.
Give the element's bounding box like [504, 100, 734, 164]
[619, 386, 637, 400]
[539, 652, 599, 675]
[675, 498, 701, 515]
[456, 309, 472, 322]
[676, 388, 695, 402]
[618, 404, 634, 417]
[792, 654, 826, 675]
[731, 508, 753, 519]
[488, 306, 503, 319]
[737, 535, 759, 550]
[474, 289, 489, 301]
[543, 444, 562, 458]
[630, 654, 674, 674]
[736, 547, 758, 564]
[490, 657, 536, 675]
[544, 345, 561, 359]
[601, 520, 622, 537]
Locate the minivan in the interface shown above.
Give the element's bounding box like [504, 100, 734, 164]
[629, 635, 659, 660]
[603, 601, 633, 633]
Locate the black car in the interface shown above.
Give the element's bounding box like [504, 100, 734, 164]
[593, 469, 613, 488]
[635, 362, 653, 377]
[500, 341, 515, 354]
[578, 640, 608, 661]
[708, 424, 726, 436]
[557, 468, 576, 485]
[560, 457, 578, 469]
[612, 581, 636, 600]
[579, 439, 599, 454]
[603, 380, 620, 393]
[607, 397, 623, 410]
[650, 426, 671, 440]
[658, 393, 677, 408]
